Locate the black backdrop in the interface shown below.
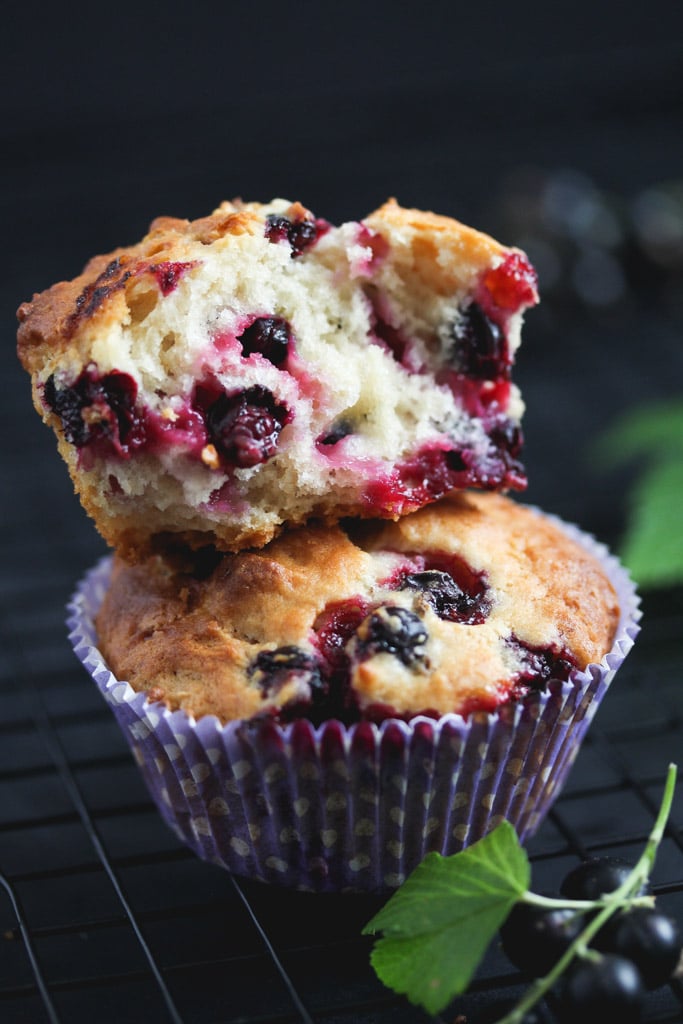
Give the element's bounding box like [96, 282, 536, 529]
[5, 0, 683, 537]
[3, 5, 683, 1023]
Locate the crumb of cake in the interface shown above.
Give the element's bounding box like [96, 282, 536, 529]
[17, 198, 538, 558]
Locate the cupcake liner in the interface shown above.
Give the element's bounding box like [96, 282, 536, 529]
[67, 512, 641, 893]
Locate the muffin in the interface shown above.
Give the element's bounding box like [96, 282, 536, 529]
[95, 493, 620, 724]
[69, 493, 640, 893]
[17, 198, 537, 559]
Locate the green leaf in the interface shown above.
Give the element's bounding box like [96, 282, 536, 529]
[363, 821, 530, 1015]
[589, 398, 683, 590]
[591, 399, 683, 468]
[369, 924, 496, 1017]
[619, 458, 683, 588]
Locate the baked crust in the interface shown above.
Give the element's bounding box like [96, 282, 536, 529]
[17, 199, 505, 372]
[16, 205, 263, 373]
[95, 493, 620, 724]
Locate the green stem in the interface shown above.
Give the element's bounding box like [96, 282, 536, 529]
[493, 763, 678, 1024]
[523, 891, 654, 913]
[522, 892, 596, 912]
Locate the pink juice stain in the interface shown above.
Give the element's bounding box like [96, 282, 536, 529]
[477, 252, 539, 320]
[150, 261, 200, 296]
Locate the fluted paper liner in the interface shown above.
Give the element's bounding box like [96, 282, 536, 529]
[67, 512, 641, 893]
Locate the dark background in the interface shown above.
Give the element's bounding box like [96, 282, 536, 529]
[2, 4, 683, 1023]
[5, 1, 683, 542]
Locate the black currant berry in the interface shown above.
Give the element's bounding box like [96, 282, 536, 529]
[44, 367, 142, 452]
[204, 386, 289, 468]
[355, 606, 428, 667]
[237, 316, 291, 366]
[264, 213, 322, 257]
[450, 303, 506, 380]
[560, 857, 649, 902]
[248, 646, 320, 693]
[556, 953, 644, 1024]
[594, 906, 682, 989]
[506, 636, 577, 691]
[317, 418, 354, 446]
[400, 569, 490, 625]
[499, 903, 583, 977]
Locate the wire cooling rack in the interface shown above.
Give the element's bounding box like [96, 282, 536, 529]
[4, 120, 683, 1016]
[1, 485, 683, 1024]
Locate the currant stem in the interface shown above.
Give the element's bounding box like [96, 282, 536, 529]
[522, 891, 652, 913]
[493, 762, 678, 1024]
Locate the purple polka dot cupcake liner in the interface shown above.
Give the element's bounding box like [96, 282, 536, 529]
[66, 513, 641, 894]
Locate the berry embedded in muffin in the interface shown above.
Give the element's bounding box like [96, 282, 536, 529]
[17, 198, 538, 559]
[94, 492, 620, 726]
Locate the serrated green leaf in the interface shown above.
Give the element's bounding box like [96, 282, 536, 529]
[370, 916, 510, 1017]
[591, 399, 683, 468]
[363, 822, 530, 1015]
[619, 458, 683, 587]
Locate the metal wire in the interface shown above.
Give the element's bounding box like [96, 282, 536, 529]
[2, 408, 683, 1024]
[0, 873, 61, 1024]
[2, 601, 683, 1024]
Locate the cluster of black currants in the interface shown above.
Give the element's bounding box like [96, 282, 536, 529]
[500, 856, 682, 1023]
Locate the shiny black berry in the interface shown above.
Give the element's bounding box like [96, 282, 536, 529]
[400, 569, 490, 624]
[204, 386, 289, 468]
[264, 213, 322, 257]
[450, 303, 507, 380]
[248, 646, 323, 703]
[317, 418, 354, 446]
[44, 373, 90, 445]
[43, 366, 142, 453]
[488, 418, 524, 460]
[507, 637, 577, 692]
[594, 906, 682, 989]
[560, 857, 649, 902]
[556, 953, 644, 1024]
[237, 316, 291, 366]
[356, 606, 428, 667]
[499, 903, 583, 978]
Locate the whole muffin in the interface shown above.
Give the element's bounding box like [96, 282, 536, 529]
[71, 493, 639, 892]
[18, 198, 537, 559]
[95, 492, 620, 724]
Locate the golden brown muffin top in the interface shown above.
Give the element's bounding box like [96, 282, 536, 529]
[95, 493, 620, 724]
